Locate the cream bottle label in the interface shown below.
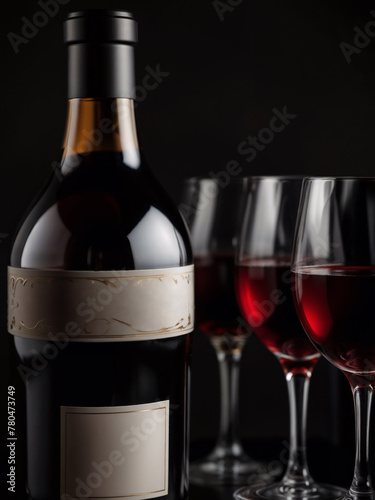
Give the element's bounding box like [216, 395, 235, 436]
[8, 265, 194, 342]
[60, 401, 169, 500]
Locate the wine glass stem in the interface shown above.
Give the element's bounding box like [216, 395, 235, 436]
[349, 384, 374, 498]
[283, 371, 312, 486]
[214, 349, 243, 457]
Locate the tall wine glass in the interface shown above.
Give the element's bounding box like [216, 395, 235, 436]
[234, 177, 345, 500]
[292, 177, 375, 500]
[180, 177, 281, 485]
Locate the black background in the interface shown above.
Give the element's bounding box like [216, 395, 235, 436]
[2, 0, 375, 497]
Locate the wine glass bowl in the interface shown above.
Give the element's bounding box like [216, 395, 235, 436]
[182, 177, 252, 355]
[236, 257, 320, 374]
[195, 253, 245, 352]
[293, 265, 375, 379]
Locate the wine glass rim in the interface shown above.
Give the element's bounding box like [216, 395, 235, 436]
[246, 175, 305, 180]
[183, 176, 245, 182]
[183, 175, 304, 183]
[303, 176, 375, 181]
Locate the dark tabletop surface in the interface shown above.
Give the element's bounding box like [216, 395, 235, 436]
[190, 439, 353, 500]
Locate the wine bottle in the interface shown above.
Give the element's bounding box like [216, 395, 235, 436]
[7, 10, 194, 500]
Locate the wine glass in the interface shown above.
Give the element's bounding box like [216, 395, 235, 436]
[234, 177, 345, 500]
[180, 177, 281, 485]
[292, 177, 375, 500]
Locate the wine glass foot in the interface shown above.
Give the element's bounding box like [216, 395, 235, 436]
[190, 450, 282, 486]
[340, 489, 375, 500]
[234, 482, 346, 500]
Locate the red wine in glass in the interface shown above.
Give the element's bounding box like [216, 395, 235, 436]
[236, 258, 319, 372]
[195, 254, 243, 337]
[292, 265, 375, 376]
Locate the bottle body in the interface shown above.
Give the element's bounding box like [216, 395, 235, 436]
[14, 337, 191, 500]
[9, 97, 192, 500]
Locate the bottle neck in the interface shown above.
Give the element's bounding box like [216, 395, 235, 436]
[61, 98, 140, 169]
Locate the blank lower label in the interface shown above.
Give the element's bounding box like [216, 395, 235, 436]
[60, 401, 169, 500]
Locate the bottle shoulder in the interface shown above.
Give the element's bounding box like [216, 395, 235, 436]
[11, 152, 192, 270]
